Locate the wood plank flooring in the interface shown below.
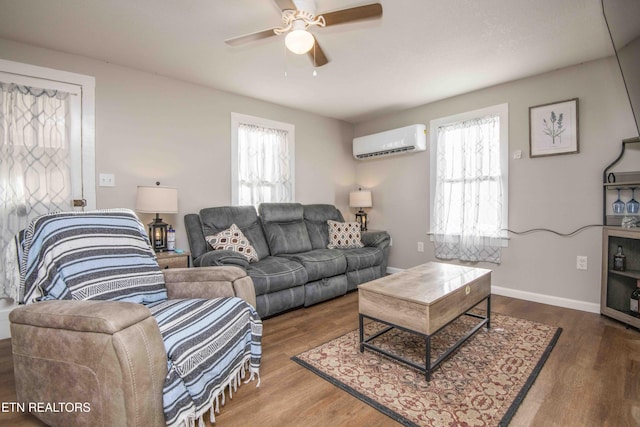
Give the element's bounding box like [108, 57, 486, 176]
[0, 292, 638, 426]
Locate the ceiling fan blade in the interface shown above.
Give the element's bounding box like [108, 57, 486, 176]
[321, 3, 383, 27]
[307, 36, 329, 67]
[273, 0, 297, 11]
[224, 28, 277, 47]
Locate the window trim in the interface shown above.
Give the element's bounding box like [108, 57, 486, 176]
[429, 103, 509, 245]
[230, 112, 295, 206]
[0, 59, 96, 210]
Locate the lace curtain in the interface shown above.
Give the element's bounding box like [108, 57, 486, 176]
[237, 123, 292, 208]
[432, 114, 505, 264]
[0, 82, 72, 299]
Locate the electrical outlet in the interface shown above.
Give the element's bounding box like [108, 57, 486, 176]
[576, 255, 588, 270]
[417, 241, 424, 252]
[513, 150, 522, 160]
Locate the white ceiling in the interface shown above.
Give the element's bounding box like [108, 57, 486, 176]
[0, 0, 615, 123]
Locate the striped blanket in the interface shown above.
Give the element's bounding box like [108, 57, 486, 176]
[16, 209, 262, 427]
[19, 209, 167, 304]
[149, 298, 262, 426]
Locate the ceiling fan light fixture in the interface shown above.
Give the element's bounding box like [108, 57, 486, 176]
[285, 29, 314, 54]
[226, 2, 383, 68]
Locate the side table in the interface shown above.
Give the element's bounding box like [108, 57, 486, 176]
[156, 251, 191, 269]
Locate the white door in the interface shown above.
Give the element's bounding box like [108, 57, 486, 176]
[0, 60, 95, 306]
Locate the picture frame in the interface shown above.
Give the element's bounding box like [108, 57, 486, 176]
[529, 98, 579, 158]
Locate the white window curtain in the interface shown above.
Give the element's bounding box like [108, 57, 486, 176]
[0, 82, 72, 299]
[431, 114, 505, 263]
[237, 123, 293, 208]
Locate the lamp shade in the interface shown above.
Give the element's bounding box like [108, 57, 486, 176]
[349, 190, 372, 208]
[136, 186, 178, 214]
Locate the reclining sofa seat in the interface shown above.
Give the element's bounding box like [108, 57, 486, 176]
[303, 204, 388, 289]
[184, 203, 391, 318]
[259, 203, 348, 308]
[185, 206, 309, 317]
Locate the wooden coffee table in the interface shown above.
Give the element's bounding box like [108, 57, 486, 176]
[358, 262, 491, 381]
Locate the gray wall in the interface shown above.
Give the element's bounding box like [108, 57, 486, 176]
[0, 38, 357, 252]
[354, 57, 640, 308]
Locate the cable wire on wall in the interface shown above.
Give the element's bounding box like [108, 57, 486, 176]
[503, 224, 603, 237]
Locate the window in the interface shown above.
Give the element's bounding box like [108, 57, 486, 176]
[429, 103, 508, 264]
[231, 113, 295, 208]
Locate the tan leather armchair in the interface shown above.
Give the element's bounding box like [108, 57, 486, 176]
[10, 266, 256, 427]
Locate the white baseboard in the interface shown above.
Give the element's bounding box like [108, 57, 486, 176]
[491, 286, 600, 314]
[385, 266, 600, 314]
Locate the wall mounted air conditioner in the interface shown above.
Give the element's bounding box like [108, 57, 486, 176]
[353, 124, 427, 159]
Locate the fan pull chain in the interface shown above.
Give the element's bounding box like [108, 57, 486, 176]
[284, 44, 288, 77]
[312, 43, 317, 77]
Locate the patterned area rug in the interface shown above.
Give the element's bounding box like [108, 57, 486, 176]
[292, 312, 561, 427]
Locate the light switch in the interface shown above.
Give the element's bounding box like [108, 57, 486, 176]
[99, 173, 115, 187]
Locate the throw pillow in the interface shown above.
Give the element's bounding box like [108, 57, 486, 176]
[206, 223, 259, 263]
[327, 220, 364, 249]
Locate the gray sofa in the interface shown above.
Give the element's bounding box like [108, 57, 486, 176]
[185, 203, 390, 318]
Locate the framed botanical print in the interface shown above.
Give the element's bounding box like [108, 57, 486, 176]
[529, 98, 579, 158]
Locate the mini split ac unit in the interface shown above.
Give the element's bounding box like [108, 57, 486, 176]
[353, 124, 427, 159]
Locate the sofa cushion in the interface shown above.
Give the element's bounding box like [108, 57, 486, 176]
[259, 203, 312, 256]
[282, 249, 347, 282]
[205, 224, 259, 263]
[199, 206, 271, 260]
[339, 247, 383, 272]
[246, 256, 308, 296]
[303, 204, 344, 249]
[327, 220, 364, 249]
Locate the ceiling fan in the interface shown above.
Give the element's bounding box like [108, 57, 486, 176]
[224, 0, 383, 67]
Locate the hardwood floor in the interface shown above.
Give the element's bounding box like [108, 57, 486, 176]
[1, 292, 639, 426]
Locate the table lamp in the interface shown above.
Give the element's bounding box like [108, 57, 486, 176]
[349, 188, 372, 231]
[136, 183, 178, 252]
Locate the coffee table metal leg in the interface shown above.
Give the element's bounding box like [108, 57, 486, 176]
[425, 334, 432, 381]
[487, 295, 491, 329]
[359, 314, 364, 352]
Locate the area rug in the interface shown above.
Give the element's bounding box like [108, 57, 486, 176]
[292, 312, 561, 427]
